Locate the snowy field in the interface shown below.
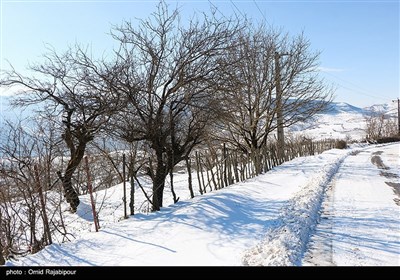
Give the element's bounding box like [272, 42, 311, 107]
[7, 142, 399, 266]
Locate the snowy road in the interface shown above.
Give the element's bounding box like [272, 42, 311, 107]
[303, 143, 400, 266]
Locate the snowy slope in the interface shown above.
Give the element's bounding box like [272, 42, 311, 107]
[303, 143, 400, 266]
[289, 102, 397, 141]
[7, 148, 352, 266]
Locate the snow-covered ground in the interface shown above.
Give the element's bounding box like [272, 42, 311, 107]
[303, 143, 400, 266]
[7, 143, 399, 266]
[289, 102, 367, 141]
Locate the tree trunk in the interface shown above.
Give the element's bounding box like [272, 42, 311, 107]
[0, 242, 5, 265]
[59, 173, 80, 213]
[152, 153, 167, 211]
[152, 176, 165, 211]
[170, 169, 179, 204]
[186, 157, 194, 198]
[57, 139, 87, 213]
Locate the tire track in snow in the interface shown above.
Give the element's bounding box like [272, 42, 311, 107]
[302, 181, 336, 266]
[371, 151, 400, 206]
[242, 149, 352, 266]
[303, 150, 364, 266]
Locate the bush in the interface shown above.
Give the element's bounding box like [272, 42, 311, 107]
[335, 140, 347, 149]
[375, 136, 400, 144]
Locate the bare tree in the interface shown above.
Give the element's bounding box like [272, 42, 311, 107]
[0, 46, 122, 212]
[278, 32, 334, 128]
[217, 25, 333, 174]
[110, 3, 243, 211]
[365, 109, 398, 140]
[0, 119, 56, 257]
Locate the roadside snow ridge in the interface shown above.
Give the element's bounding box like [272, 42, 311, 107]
[242, 149, 351, 266]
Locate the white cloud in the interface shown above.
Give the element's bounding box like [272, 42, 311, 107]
[318, 67, 346, 73]
[0, 84, 27, 96]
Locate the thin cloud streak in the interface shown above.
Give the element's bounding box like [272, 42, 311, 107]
[318, 67, 346, 73]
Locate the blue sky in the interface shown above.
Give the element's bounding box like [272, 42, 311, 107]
[0, 0, 399, 111]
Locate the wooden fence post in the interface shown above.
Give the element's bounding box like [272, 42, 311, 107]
[34, 164, 52, 245]
[129, 173, 135, 216]
[186, 157, 195, 198]
[84, 156, 100, 232]
[195, 151, 204, 195]
[223, 144, 228, 187]
[122, 153, 127, 219]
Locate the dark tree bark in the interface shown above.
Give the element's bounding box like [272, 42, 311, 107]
[56, 109, 93, 212]
[0, 242, 4, 265]
[186, 157, 195, 199]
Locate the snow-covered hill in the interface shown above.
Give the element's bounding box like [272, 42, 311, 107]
[288, 101, 397, 141]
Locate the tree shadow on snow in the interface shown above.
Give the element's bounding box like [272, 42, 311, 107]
[133, 190, 285, 244]
[75, 201, 96, 222]
[311, 211, 400, 259]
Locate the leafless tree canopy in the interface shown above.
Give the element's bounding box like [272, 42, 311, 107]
[365, 109, 398, 140]
[0, 119, 61, 259]
[0, 47, 122, 212]
[278, 32, 333, 125]
[214, 25, 333, 174]
[109, 3, 244, 211]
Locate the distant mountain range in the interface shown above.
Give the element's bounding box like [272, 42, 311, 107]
[325, 102, 365, 115]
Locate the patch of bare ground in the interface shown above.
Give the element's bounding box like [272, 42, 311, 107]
[371, 155, 389, 169]
[350, 150, 362, 156]
[371, 153, 400, 206]
[385, 182, 400, 206]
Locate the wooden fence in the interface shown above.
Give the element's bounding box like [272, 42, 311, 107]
[192, 139, 337, 194]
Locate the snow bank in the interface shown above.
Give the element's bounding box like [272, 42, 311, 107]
[242, 149, 351, 266]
